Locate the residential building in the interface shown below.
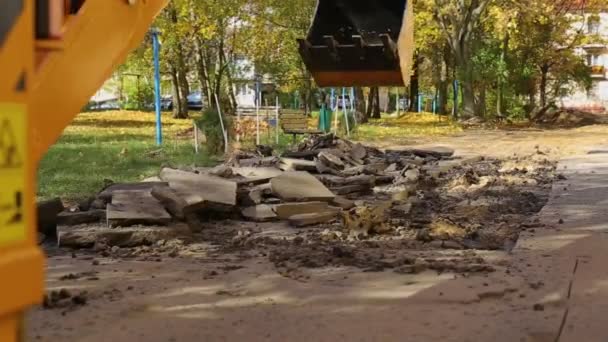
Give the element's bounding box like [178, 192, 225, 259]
[232, 56, 276, 108]
[561, 11, 608, 113]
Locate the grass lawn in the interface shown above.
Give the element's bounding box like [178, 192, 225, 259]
[37, 110, 216, 201]
[353, 112, 463, 143]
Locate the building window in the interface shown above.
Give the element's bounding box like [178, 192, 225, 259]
[587, 53, 602, 67]
[588, 15, 600, 35]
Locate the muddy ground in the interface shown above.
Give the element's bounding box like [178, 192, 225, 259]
[28, 126, 608, 342]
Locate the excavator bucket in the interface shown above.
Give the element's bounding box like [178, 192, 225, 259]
[298, 0, 414, 87]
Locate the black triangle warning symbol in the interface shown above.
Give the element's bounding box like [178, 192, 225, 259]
[0, 119, 22, 169]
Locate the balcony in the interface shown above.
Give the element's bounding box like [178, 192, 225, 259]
[590, 65, 606, 79]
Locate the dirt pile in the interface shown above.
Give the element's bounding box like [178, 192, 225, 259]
[533, 107, 608, 127]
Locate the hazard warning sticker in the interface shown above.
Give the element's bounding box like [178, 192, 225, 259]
[0, 103, 26, 247]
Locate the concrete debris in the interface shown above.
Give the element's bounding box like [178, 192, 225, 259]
[270, 171, 335, 202]
[57, 210, 106, 226]
[57, 224, 187, 248]
[331, 196, 356, 210]
[160, 168, 237, 209]
[106, 190, 172, 227]
[288, 211, 339, 227]
[274, 202, 330, 220]
[279, 158, 317, 172]
[241, 205, 278, 222]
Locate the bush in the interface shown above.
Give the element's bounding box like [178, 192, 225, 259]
[194, 109, 232, 155]
[337, 110, 357, 135]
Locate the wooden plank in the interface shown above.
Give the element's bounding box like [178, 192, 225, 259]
[107, 190, 171, 227]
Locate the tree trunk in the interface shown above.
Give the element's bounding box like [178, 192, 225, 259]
[371, 87, 381, 119]
[477, 84, 486, 118]
[539, 64, 549, 108]
[355, 87, 368, 124]
[461, 69, 476, 118]
[496, 32, 509, 117]
[366, 87, 373, 118]
[169, 5, 189, 119]
[195, 37, 212, 110]
[170, 65, 183, 118]
[408, 53, 420, 112]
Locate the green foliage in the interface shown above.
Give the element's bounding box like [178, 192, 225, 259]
[195, 109, 232, 155]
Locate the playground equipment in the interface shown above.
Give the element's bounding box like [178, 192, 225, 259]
[298, 0, 414, 87]
[0, 1, 167, 340]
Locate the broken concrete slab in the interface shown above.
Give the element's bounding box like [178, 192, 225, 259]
[270, 172, 335, 202]
[331, 184, 372, 196]
[318, 151, 345, 170]
[350, 143, 367, 160]
[274, 201, 330, 220]
[159, 168, 237, 209]
[233, 167, 283, 179]
[98, 182, 169, 201]
[281, 150, 321, 160]
[141, 176, 162, 182]
[388, 146, 455, 159]
[331, 196, 356, 210]
[57, 210, 106, 226]
[241, 205, 278, 222]
[57, 224, 188, 248]
[208, 165, 234, 178]
[288, 211, 339, 227]
[151, 186, 190, 220]
[279, 158, 317, 172]
[107, 190, 171, 227]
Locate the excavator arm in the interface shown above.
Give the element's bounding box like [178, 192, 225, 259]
[0, 1, 167, 340]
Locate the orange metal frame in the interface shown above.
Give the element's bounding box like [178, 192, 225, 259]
[0, 1, 167, 340]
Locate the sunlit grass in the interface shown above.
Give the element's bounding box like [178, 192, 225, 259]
[353, 112, 463, 144]
[38, 110, 214, 201]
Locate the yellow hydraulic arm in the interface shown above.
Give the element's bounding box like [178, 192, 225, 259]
[0, 1, 167, 340]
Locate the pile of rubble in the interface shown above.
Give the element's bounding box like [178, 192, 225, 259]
[38, 134, 461, 247]
[38, 133, 558, 276]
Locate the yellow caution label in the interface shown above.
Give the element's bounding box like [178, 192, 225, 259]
[0, 103, 26, 247]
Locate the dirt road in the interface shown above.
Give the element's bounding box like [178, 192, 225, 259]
[28, 127, 608, 341]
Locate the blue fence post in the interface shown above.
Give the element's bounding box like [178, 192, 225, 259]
[151, 28, 162, 146]
[418, 93, 423, 113]
[330, 88, 335, 111]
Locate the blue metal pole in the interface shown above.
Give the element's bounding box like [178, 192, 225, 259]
[330, 88, 335, 111]
[418, 93, 423, 113]
[152, 29, 162, 145]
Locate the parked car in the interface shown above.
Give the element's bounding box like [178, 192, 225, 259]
[156, 93, 204, 111]
[333, 95, 351, 109]
[89, 100, 120, 111]
[187, 92, 203, 110]
[160, 95, 173, 110]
